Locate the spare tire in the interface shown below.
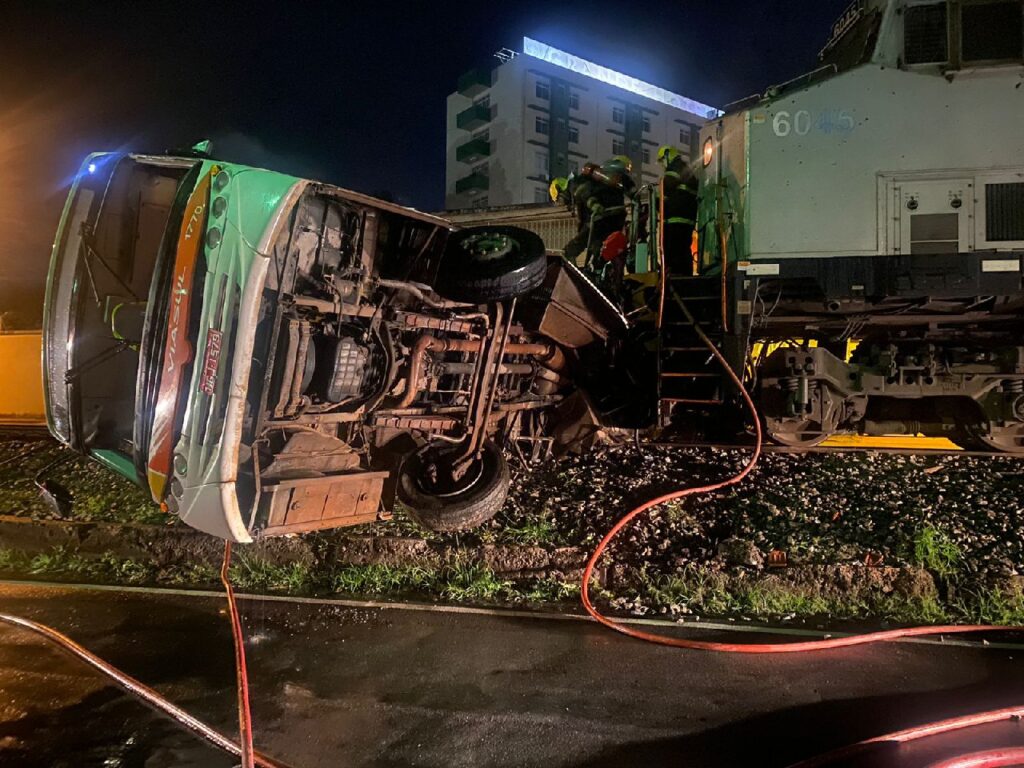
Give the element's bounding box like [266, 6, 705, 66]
[397, 440, 510, 532]
[435, 226, 547, 303]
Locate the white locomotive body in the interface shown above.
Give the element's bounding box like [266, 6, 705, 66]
[691, 0, 1024, 450]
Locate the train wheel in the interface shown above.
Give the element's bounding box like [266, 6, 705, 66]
[973, 423, 1024, 454]
[763, 386, 842, 448]
[952, 429, 990, 452]
[764, 417, 835, 448]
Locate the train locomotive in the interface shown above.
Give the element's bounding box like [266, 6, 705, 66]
[661, 0, 1024, 452]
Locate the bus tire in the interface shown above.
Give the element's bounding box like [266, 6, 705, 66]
[435, 226, 547, 303]
[397, 440, 510, 532]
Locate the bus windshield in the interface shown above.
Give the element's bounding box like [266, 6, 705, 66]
[44, 155, 197, 478]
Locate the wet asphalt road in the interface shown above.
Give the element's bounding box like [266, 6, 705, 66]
[0, 582, 1023, 768]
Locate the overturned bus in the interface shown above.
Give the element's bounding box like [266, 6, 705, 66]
[44, 152, 623, 542]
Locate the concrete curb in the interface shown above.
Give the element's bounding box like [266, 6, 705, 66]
[0, 514, 587, 579]
[0, 515, 943, 617]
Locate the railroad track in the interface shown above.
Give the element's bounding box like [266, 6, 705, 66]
[2, 425, 1018, 459]
[650, 440, 1023, 458]
[0, 423, 49, 441]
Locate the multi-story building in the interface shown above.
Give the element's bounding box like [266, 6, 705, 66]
[445, 37, 719, 211]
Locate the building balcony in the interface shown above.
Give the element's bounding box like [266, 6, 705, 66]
[455, 172, 489, 195]
[456, 103, 492, 131]
[457, 68, 492, 98]
[456, 137, 492, 164]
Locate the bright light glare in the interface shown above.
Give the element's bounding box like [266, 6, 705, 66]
[87, 163, 97, 174]
[522, 37, 721, 119]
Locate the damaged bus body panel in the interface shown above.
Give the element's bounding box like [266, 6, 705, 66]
[44, 152, 622, 542]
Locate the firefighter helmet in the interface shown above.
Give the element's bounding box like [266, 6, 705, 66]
[549, 177, 569, 203]
[606, 155, 634, 175]
[657, 145, 681, 168]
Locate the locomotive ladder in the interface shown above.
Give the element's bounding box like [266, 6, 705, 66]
[657, 274, 729, 430]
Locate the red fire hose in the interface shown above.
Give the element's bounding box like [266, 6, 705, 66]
[0, 543, 286, 768]
[222, 540, 256, 768]
[0, 301, 1018, 764]
[581, 293, 1024, 764]
[787, 704, 1024, 767]
[580, 294, 1017, 652]
[929, 749, 1024, 768]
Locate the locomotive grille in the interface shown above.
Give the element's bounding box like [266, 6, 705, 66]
[986, 183, 1024, 242]
[904, 3, 949, 65]
[962, 1, 1024, 63]
[910, 213, 959, 254]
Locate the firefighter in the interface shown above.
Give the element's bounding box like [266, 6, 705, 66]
[560, 157, 635, 269]
[657, 145, 699, 276]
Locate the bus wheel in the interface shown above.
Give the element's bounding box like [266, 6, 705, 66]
[397, 440, 510, 531]
[435, 226, 547, 303]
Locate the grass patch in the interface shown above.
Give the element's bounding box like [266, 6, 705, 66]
[330, 559, 513, 602]
[160, 562, 221, 586]
[742, 583, 833, 618]
[0, 546, 155, 584]
[955, 584, 1024, 625]
[630, 563, 955, 624]
[496, 516, 561, 546]
[913, 525, 962, 579]
[518, 578, 580, 603]
[331, 563, 435, 595]
[228, 555, 313, 593]
[330, 561, 577, 605]
[438, 557, 512, 601]
[638, 565, 739, 616]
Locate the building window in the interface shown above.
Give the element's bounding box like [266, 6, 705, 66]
[642, 115, 651, 133]
[612, 106, 625, 124]
[472, 161, 489, 177]
[474, 196, 489, 208]
[568, 159, 580, 175]
[535, 150, 549, 177]
[535, 80, 550, 100]
[568, 125, 580, 144]
[569, 91, 580, 110]
[535, 116, 549, 135]
[679, 125, 691, 146]
[534, 186, 549, 203]
[612, 138, 625, 156]
[642, 148, 651, 164]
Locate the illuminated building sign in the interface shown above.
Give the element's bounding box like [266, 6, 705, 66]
[522, 37, 720, 118]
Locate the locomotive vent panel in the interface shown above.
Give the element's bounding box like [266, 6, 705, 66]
[893, 178, 973, 255]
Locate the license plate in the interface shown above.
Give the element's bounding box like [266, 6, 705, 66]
[200, 328, 223, 395]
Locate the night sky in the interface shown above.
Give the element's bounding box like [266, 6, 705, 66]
[0, 0, 850, 323]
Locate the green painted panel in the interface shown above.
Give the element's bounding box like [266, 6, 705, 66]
[91, 448, 141, 485]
